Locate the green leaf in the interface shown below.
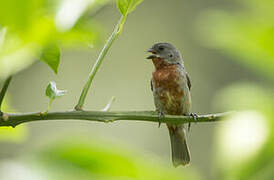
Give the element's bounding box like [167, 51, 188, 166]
[36, 139, 198, 180]
[116, 0, 143, 16]
[0, 0, 102, 78]
[40, 44, 61, 74]
[45, 81, 67, 100]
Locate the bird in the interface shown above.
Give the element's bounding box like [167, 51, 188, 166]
[147, 42, 194, 167]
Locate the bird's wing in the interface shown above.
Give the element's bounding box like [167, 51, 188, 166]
[186, 73, 191, 90]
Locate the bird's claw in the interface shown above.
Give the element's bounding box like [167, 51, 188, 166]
[188, 113, 198, 132]
[190, 113, 199, 122]
[158, 112, 165, 128]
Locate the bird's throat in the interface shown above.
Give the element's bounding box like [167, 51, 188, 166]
[152, 58, 170, 70]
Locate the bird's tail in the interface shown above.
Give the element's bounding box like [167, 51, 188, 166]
[167, 125, 190, 167]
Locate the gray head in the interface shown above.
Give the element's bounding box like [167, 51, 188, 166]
[147, 42, 183, 64]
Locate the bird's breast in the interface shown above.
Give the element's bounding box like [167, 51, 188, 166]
[152, 65, 180, 90]
[152, 65, 185, 115]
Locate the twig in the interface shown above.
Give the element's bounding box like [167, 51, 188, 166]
[0, 111, 233, 128]
[0, 76, 12, 111]
[75, 15, 127, 110]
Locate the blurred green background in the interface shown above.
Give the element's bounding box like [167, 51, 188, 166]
[0, 0, 273, 179]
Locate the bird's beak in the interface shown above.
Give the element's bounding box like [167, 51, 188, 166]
[146, 48, 157, 59]
[147, 48, 155, 53]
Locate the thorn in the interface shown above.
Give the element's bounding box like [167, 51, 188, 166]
[104, 119, 114, 123]
[101, 96, 116, 112]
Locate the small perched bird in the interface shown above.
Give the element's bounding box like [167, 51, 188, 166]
[147, 42, 193, 167]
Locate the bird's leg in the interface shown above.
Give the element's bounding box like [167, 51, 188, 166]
[188, 113, 198, 132]
[158, 111, 165, 128]
[187, 122, 191, 132]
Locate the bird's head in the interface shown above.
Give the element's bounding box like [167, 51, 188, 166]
[146, 42, 183, 65]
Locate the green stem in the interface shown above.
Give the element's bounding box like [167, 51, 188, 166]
[75, 15, 127, 110]
[45, 98, 54, 114]
[0, 111, 233, 127]
[0, 76, 12, 111]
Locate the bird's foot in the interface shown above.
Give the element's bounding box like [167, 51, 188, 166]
[158, 111, 165, 128]
[190, 113, 198, 122]
[188, 113, 199, 132]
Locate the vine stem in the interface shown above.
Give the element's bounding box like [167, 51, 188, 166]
[75, 15, 127, 110]
[0, 111, 233, 128]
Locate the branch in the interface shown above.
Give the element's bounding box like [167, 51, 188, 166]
[0, 111, 233, 128]
[75, 15, 127, 110]
[0, 76, 12, 111]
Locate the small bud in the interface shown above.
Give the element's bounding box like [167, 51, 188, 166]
[2, 113, 9, 121]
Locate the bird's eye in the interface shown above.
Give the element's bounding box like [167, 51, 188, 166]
[169, 54, 173, 58]
[158, 46, 164, 51]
